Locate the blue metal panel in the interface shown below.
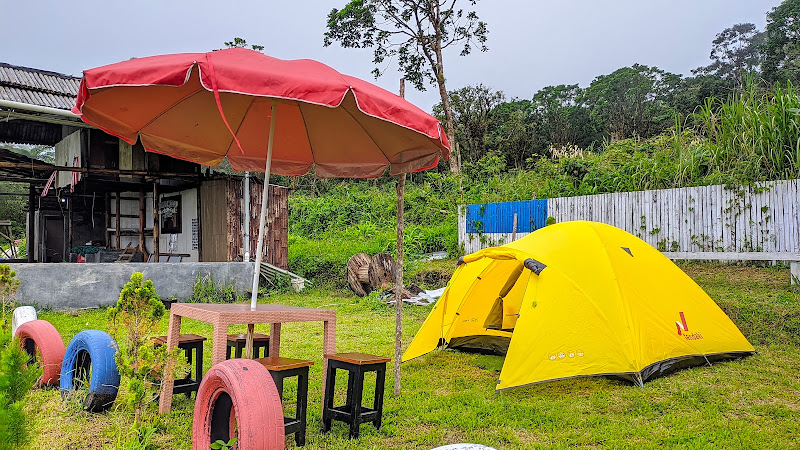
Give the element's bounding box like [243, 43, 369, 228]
[465, 200, 548, 234]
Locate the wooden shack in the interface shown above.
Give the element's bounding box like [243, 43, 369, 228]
[0, 62, 288, 268]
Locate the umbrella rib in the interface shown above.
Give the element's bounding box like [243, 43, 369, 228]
[341, 96, 392, 168]
[297, 103, 317, 166]
[224, 96, 259, 159]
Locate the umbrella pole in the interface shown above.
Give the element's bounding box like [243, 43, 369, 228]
[247, 100, 277, 357]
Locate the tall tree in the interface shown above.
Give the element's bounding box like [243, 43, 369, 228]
[531, 84, 600, 151]
[762, 0, 800, 85]
[434, 84, 504, 166]
[324, 0, 489, 173]
[580, 64, 681, 141]
[693, 23, 764, 90]
[223, 37, 265, 52]
[488, 100, 536, 169]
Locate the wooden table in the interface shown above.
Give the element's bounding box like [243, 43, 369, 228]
[158, 303, 336, 414]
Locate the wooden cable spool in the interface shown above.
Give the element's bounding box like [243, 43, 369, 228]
[346, 253, 372, 297]
[368, 253, 396, 289]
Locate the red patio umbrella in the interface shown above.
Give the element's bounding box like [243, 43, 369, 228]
[73, 48, 450, 311]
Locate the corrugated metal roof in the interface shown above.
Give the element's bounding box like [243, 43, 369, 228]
[0, 63, 80, 110]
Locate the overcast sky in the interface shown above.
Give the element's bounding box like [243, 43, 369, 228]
[0, 1, 781, 112]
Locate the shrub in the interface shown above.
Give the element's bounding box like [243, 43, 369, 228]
[0, 335, 41, 448]
[0, 265, 20, 333]
[107, 273, 183, 426]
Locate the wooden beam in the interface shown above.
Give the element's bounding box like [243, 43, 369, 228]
[662, 251, 800, 261]
[0, 161, 199, 179]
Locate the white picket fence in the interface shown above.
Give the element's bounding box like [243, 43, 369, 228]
[459, 179, 800, 255]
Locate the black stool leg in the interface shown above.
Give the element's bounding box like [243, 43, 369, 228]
[322, 364, 336, 432]
[348, 367, 365, 439]
[194, 342, 204, 385]
[296, 368, 309, 446]
[373, 365, 386, 429]
[235, 342, 244, 359]
[184, 346, 192, 399]
[226, 343, 232, 360]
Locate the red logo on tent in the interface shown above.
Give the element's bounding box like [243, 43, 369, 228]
[676, 312, 704, 340]
[675, 312, 688, 335]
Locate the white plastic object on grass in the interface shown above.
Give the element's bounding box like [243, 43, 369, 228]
[11, 306, 37, 337]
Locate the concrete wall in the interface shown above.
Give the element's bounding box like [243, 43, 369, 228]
[8, 262, 255, 310]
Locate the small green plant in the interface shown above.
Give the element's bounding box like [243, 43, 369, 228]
[0, 336, 42, 448]
[210, 437, 237, 450]
[546, 216, 557, 226]
[108, 273, 184, 425]
[0, 265, 20, 333]
[190, 275, 244, 303]
[265, 273, 292, 295]
[116, 423, 157, 450]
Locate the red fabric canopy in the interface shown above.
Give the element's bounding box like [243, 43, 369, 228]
[73, 48, 450, 177]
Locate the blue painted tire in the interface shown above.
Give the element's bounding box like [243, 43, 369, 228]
[60, 330, 121, 413]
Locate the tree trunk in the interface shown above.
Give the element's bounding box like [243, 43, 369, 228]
[434, 48, 459, 174]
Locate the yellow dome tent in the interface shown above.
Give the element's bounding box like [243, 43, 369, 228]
[403, 221, 754, 391]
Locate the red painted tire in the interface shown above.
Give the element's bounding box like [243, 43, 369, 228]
[14, 319, 66, 386]
[193, 359, 284, 450]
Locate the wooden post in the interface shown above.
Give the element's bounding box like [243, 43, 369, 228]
[138, 190, 145, 254]
[196, 185, 203, 262]
[27, 184, 35, 262]
[104, 192, 110, 250]
[68, 192, 73, 256]
[394, 173, 406, 396]
[153, 180, 160, 260]
[394, 77, 406, 396]
[115, 192, 121, 250]
[512, 213, 518, 242]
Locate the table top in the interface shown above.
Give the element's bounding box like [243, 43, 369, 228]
[169, 303, 335, 323]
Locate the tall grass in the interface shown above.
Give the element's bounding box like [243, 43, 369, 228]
[694, 82, 800, 180]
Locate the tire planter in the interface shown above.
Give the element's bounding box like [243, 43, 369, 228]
[193, 359, 284, 450]
[60, 330, 121, 413]
[14, 319, 65, 386]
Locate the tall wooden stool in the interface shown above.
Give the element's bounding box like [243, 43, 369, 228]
[152, 333, 206, 397]
[256, 357, 314, 447]
[322, 352, 390, 439]
[226, 333, 270, 359]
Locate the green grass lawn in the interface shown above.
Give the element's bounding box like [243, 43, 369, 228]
[22, 263, 800, 449]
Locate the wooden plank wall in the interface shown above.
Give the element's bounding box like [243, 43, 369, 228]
[460, 180, 800, 255]
[226, 180, 288, 269]
[200, 180, 228, 261]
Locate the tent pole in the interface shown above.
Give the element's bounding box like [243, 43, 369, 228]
[247, 100, 277, 357]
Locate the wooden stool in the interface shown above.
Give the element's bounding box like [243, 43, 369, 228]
[152, 333, 206, 397]
[226, 333, 270, 359]
[256, 357, 314, 447]
[322, 352, 390, 439]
